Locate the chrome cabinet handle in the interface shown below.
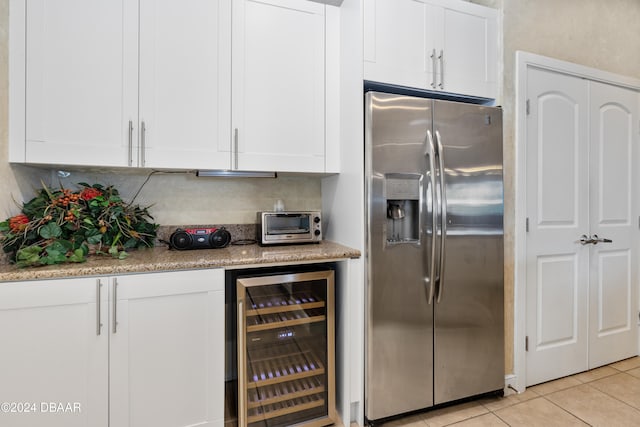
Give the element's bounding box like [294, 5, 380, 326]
[438, 49, 444, 89]
[430, 49, 437, 89]
[128, 120, 134, 166]
[140, 121, 146, 167]
[435, 130, 447, 303]
[234, 128, 239, 170]
[96, 279, 103, 336]
[425, 130, 437, 305]
[112, 279, 118, 334]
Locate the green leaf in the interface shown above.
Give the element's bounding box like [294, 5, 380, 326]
[83, 218, 94, 226]
[16, 246, 42, 263]
[123, 238, 138, 249]
[39, 223, 62, 239]
[118, 251, 128, 260]
[79, 243, 89, 256]
[68, 248, 87, 263]
[0, 220, 9, 232]
[87, 234, 103, 245]
[47, 240, 72, 253]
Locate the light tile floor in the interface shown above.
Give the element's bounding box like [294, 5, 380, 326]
[368, 356, 640, 427]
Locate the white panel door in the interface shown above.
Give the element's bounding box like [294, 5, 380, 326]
[109, 270, 225, 427]
[363, 0, 435, 89]
[139, 0, 231, 170]
[440, 3, 497, 98]
[0, 278, 108, 427]
[588, 81, 639, 368]
[24, 0, 138, 167]
[232, 0, 326, 172]
[525, 67, 590, 386]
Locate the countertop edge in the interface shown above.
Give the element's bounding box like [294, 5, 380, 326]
[0, 241, 361, 283]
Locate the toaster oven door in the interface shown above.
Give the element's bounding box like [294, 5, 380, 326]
[264, 214, 313, 243]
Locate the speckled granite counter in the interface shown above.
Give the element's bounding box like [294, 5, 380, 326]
[0, 241, 360, 283]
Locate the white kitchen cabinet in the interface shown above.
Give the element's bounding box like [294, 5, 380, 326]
[363, 0, 498, 99]
[0, 269, 224, 427]
[15, 0, 137, 166]
[10, 0, 231, 170]
[232, 0, 338, 173]
[0, 277, 109, 427]
[109, 270, 225, 427]
[138, 0, 231, 170]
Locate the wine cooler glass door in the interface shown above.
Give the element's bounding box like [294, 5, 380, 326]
[237, 270, 336, 427]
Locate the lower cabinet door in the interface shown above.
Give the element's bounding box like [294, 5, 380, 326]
[109, 269, 225, 427]
[0, 277, 109, 427]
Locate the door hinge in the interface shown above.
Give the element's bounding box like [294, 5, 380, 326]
[525, 336, 529, 352]
[526, 217, 529, 232]
[526, 99, 530, 115]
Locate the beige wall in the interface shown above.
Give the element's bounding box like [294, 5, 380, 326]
[0, 0, 321, 226]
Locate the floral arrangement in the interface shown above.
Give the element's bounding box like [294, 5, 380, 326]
[0, 183, 158, 267]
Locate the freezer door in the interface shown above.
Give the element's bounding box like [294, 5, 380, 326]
[365, 92, 435, 421]
[433, 100, 504, 404]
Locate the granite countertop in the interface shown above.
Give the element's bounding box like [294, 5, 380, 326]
[0, 240, 361, 283]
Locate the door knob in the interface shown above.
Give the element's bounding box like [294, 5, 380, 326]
[579, 234, 593, 245]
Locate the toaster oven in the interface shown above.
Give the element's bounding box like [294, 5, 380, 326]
[257, 211, 322, 245]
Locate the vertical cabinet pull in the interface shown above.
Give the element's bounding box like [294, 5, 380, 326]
[430, 49, 437, 89]
[438, 50, 444, 89]
[140, 121, 146, 167]
[128, 120, 134, 167]
[96, 279, 103, 335]
[112, 279, 118, 334]
[234, 128, 239, 170]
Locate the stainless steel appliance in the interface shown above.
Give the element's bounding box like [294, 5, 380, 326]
[257, 211, 322, 245]
[365, 91, 504, 422]
[236, 268, 336, 427]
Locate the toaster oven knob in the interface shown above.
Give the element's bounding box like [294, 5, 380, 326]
[314, 216, 321, 224]
[314, 229, 321, 236]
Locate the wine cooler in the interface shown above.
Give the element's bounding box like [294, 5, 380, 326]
[236, 269, 336, 427]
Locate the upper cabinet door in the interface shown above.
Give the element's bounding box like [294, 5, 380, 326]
[440, 3, 498, 99]
[364, 0, 434, 90]
[232, 0, 326, 173]
[139, 0, 232, 170]
[363, 0, 498, 99]
[24, 0, 138, 167]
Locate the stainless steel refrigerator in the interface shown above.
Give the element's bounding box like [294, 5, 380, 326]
[365, 91, 504, 422]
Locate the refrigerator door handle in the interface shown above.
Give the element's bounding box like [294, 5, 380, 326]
[435, 130, 447, 303]
[425, 130, 438, 304]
